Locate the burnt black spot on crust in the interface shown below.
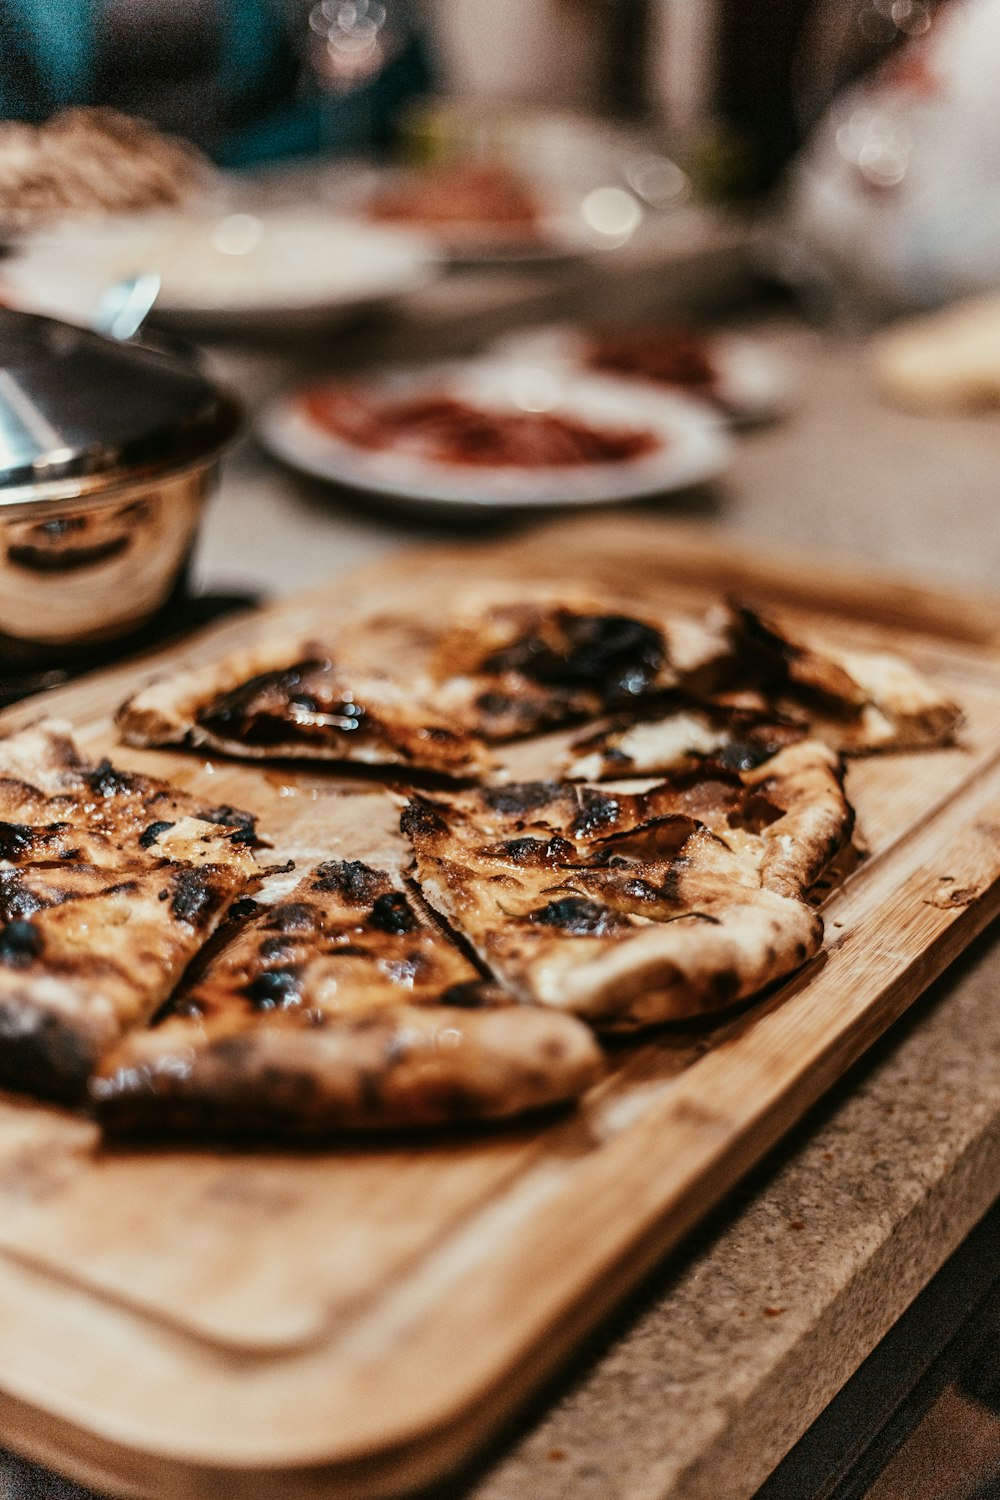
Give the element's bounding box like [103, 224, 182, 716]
[0, 919, 41, 967]
[258, 934, 295, 962]
[482, 782, 562, 816]
[484, 613, 665, 700]
[170, 869, 216, 927]
[570, 789, 622, 839]
[441, 979, 511, 1009]
[0, 873, 44, 922]
[481, 835, 576, 867]
[197, 804, 258, 839]
[86, 759, 136, 799]
[139, 820, 174, 849]
[475, 690, 520, 717]
[0, 996, 93, 1103]
[617, 877, 664, 903]
[198, 660, 359, 746]
[263, 901, 317, 934]
[245, 968, 302, 1010]
[228, 897, 262, 923]
[718, 737, 785, 773]
[311, 860, 381, 904]
[0, 823, 35, 860]
[709, 968, 741, 1006]
[400, 800, 448, 841]
[369, 892, 417, 935]
[528, 896, 619, 935]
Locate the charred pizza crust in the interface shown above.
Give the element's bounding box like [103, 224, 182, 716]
[117, 643, 493, 777]
[403, 741, 851, 1030]
[563, 697, 807, 781]
[727, 605, 962, 752]
[116, 594, 735, 769]
[93, 859, 603, 1135]
[561, 607, 961, 779]
[0, 721, 259, 1101]
[431, 592, 733, 741]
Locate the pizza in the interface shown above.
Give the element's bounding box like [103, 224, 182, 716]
[0, 721, 260, 1102]
[724, 605, 962, 752]
[560, 605, 962, 779]
[117, 643, 494, 778]
[563, 697, 807, 781]
[402, 738, 852, 1031]
[92, 859, 603, 1136]
[117, 595, 734, 767]
[430, 593, 733, 742]
[16, 582, 958, 1137]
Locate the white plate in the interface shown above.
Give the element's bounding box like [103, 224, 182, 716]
[0, 209, 441, 333]
[258, 359, 733, 516]
[488, 324, 793, 425]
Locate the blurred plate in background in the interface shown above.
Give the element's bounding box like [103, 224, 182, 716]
[0, 210, 441, 334]
[488, 324, 793, 425]
[258, 357, 732, 516]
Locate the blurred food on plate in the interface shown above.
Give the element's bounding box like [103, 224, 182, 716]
[489, 325, 792, 425]
[366, 159, 543, 235]
[300, 384, 661, 467]
[1, 209, 438, 334]
[0, 107, 211, 234]
[259, 358, 732, 514]
[584, 326, 719, 395]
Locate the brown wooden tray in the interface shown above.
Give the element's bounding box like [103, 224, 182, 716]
[1, 515, 1000, 1500]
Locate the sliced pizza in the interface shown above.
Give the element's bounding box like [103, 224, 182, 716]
[726, 605, 962, 752]
[0, 720, 260, 1101]
[563, 696, 807, 781]
[92, 859, 603, 1136]
[431, 592, 734, 741]
[403, 741, 852, 1031]
[115, 594, 734, 768]
[117, 642, 493, 777]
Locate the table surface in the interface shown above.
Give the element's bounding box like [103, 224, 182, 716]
[5, 215, 1000, 1500]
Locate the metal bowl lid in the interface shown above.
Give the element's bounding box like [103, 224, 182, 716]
[0, 307, 240, 504]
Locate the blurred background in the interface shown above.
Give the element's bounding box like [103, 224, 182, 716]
[3, 7, 1000, 1500]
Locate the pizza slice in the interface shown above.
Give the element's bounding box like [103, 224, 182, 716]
[115, 594, 733, 769]
[117, 642, 493, 777]
[403, 740, 852, 1030]
[726, 605, 962, 752]
[0, 720, 260, 1101]
[561, 607, 961, 779]
[563, 696, 808, 781]
[430, 592, 734, 741]
[92, 859, 603, 1136]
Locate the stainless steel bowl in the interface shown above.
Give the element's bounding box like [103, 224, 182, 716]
[0, 308, 240, 662]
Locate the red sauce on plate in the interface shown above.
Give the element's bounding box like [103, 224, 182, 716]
[301, 389, 662, 468]
[585, 327, 718, 392]
[366, 162, 542, 230]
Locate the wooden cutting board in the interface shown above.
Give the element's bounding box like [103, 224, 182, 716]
[2, 515, 1000, 1500]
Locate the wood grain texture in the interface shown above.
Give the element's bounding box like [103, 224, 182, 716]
[0, 515, 999, 1499]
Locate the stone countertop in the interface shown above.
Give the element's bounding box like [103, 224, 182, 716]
[4, 219, 1000, 1500]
